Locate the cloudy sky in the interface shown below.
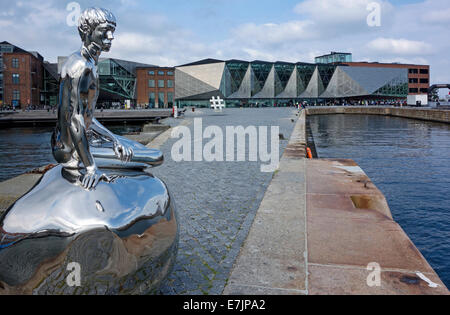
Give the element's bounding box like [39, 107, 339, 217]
[1, 0, 449, 86]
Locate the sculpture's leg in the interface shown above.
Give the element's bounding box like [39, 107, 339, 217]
[90, 135, 164, 169]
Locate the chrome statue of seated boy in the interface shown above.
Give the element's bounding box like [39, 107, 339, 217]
[0, 8, 178, 295]
[52, 7, 162, 190]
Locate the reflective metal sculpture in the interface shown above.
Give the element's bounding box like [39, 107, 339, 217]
[0, 8, 178, 295]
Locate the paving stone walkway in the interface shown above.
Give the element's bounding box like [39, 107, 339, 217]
[150, 108, 298, 295]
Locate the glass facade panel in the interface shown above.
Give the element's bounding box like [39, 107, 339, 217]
[274, 63, 295, 96]
[158, 92, 165, 107]
[98, 60, 111, 75]
[373, 74, 408, 97]
[226, 62, 249, 95]
[167, 92, 174, 105]
[12, 73, 19, 84]
[317, 64, 336, 92]
[296, 64, 316, 95]
[315, 52, 352, 64]
[251, 62, 272, 96]
[98, 59, 136, 100]
[149, 92, 155, 107]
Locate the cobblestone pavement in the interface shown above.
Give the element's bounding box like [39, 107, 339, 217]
[150, 108, 298, 295]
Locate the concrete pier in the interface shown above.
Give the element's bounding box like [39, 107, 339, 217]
[224, 110, 449, 295]
[306, 106, 450, 124]
[0, 109, 172, 127]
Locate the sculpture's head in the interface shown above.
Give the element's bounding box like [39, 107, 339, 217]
[78, 7, 116, 53]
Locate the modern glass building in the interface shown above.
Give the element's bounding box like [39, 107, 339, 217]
[175, 58, 410, 107]
[315, 52, 352, 64]
[58, 57, 154, 108]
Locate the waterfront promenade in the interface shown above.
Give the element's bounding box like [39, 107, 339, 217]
[306, 106, 450, 124]
[0, 108, 448, 295]
[0, 109, 172, 127]
[224, 111, 448, 294]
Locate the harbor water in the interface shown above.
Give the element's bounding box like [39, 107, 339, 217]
[308, 114, 450, 288]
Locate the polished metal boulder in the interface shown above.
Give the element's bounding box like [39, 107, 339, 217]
[0, 166, 179, 295]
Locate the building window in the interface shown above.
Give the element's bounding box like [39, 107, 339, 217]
[158, 80, 164, 88]
[158, 71, 165, 76]
[149, 92, 155, 107]
[12, 58, 19, 68]
[420, 88, 429, 93]
[12, 74, 20, 84]
[409, 78, 418, 84]
[167, 71, 174, 76]
[13, 90, 20, 100]
[409, 69, 419, 74]
[420, 78, 429, 84]
[148, 71, 155, 75]
[419, 69, 429, 74]
[149, 79, 155, 88]
[167, 80, 173, 88]
[158, 92, 165, 106]
[409, 88, 419, 93]
[167, 92, 174, 105]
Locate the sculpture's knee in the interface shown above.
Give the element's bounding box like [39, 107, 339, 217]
[51, 131, 74, 165]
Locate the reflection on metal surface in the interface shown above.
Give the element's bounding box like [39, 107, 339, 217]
[0, 7, 178, 295]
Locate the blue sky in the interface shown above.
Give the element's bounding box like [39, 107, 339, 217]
[0, 0, 449, 89]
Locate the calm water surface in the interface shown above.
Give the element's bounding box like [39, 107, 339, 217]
[309, 114, 450, 288]
[0, 125, 142, 182]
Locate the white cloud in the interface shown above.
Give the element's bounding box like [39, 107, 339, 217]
[232, 20, 317, 45]
[421, 7, 450, 24]
[294, 0, 394, 25]
[367, 38, 434, 55]
[0, 0, 449, 84]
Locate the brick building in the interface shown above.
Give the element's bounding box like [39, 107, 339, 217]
[2, 50, 44, 109]
[136, 67, 175, 108]
[342, 62, 430, 95]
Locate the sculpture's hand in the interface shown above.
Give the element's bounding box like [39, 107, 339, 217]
[113, 139, 134, 163]
[80, 167, 111, 190]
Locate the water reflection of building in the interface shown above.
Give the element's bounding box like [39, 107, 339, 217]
[174, 53, 430, 108]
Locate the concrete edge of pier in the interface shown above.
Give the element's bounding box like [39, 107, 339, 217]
[306, 106, 450, 124]
[223, 110, 449, 295]
[0, 109, 172, 127]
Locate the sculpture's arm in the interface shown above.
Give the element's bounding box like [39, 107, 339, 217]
[69, 72, 96, 171]
[69, 71, 109, 189]
[91, 117, 133, 162]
